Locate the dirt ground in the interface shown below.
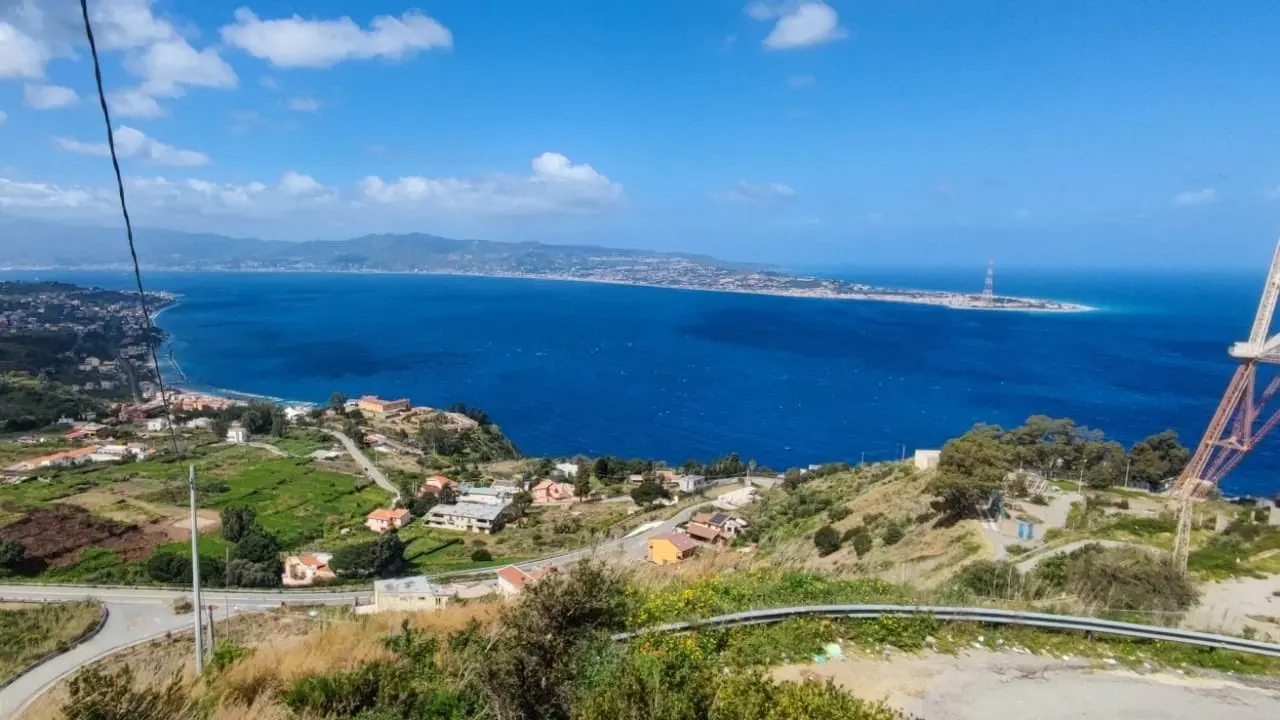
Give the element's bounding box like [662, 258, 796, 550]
[775, 650, 1280, 720]
[0, 505, 169, 567]
[1188, 574, 1280, 635]
[57, 489, 220, 541]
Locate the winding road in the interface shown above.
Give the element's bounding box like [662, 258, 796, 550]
[322, 428, 400, 506]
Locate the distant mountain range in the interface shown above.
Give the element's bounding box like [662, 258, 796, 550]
[0, 218, 736, 274]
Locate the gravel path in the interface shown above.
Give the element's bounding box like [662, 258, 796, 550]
[775, 650, 1280, 719]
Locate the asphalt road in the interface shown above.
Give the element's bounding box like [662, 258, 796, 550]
[323, 428, 400, 506]
[0, 499, 710, 713]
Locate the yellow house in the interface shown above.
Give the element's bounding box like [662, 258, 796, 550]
[647, 532, 698, 565]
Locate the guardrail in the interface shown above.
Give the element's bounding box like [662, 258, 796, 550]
[612, 604, 1280, 658]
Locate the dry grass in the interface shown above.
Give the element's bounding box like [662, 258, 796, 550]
[0, 601, 104, 685]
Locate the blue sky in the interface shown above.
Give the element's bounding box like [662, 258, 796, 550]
[2, 0, 1280, 267]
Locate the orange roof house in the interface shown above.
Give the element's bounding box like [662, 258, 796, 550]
[647, 532, 698, 565]
[365, 507, 411, 534]
[282, 553, 337, 586]
[496, 565, 552, 597]
[417, 475, 455, 497]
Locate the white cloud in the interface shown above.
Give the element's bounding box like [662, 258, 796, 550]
[1173, 188, 1217, 206]
[91, 0, 178, 50]
[57, 126, 209, 167]
[259, 75, 278, 90]
[287, 96, 320, 112]
[108, 89, 165, 118]
[0, 21, 47, 78]
[0, 177, 107, 209]
[712, 180, 797, 205]
[23, 83, 78, 109]
[127, 38, 238, 97]
[359, 152, 623, 214]
[787, 73, 816, 88]
[747, 2, 846, 50]
[279, 170, 324, 196]
[220, 8, 453, 68]
[0, 110, 7, 125]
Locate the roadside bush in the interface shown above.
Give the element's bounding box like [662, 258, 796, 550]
[812, 525, 841, 556]
[1005, 544, 1030, 556]
[952, 560, 1024, 599]
[1116, 498, 1130, 510]
[225, 559, 281, 588]
[1028, 494, 1049, 506]
[881, 522, 904, 546]
[850, 532, 873, 557]
[232, 529, 280, 564]
[331, 532, 406, 579]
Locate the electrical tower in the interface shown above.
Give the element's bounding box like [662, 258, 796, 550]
[1172, 238, 1280, 571]
[981, 260, 995, 305]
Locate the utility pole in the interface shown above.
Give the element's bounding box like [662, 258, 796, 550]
[1123, 459, 1131, 488]
[207, 604, 217, 651]
[188, 464, 204, 674]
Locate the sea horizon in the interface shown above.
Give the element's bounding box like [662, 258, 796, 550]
[2, 266, 1276, 498]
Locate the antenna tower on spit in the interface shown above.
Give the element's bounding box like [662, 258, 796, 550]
[1172, 237, 1280, 571]
[981, 260, 995, 305]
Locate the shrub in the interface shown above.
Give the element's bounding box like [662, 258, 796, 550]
[1029, 493, 1049, 505]
[1116, 498, 1130, 510]
[813, 525, 842, 556]
[850, 532, 873, 558]
[1005, 543, 1030, 556]
[220, 505, 257, 543]
[953, 561, 1024, 599]
[471, 548, 493, 562]
[881, 522, 904, 546]
[827, 506, 851, 522]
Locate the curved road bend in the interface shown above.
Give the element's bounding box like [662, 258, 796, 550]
[322, 429, 400, 506]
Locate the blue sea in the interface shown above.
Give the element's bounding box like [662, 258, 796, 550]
[5, 266, 1277, 497]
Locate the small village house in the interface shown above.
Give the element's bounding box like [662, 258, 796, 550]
[6, 446, 99, 473]
[496, 565, 552, 598]
[365, 507, 411, 533]
[424, 502, 506, 534]
[368, 575, 453, 613]
[225, 421, 250, 444]
[458, 486, 517, 506]
[531, 479, 576, 503]
[685, 522, 728, 546]
[647, 532, 698, 565]
[690, 512, 746, 538]
[357, 395, 412, 417]
[282, 553, 337, 586]
[554, 462, 579, 478]
[913, 449, 941, 471]
[145, 417, 173, 432]
[677, 474, 709, 494]
[417, 475, 455, 497]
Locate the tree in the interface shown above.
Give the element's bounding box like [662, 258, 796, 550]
[224, 558, 280, 588]
[1079, 440, 1127, 489]
[813, 525, 841, 556]
[471, 548, 492, 562]
[574, 473, 592, 500]
[926, 426, 1013, 519]
[270, 406, 287, 437]
[232, 528, 279, 564]
[1128, 430, 1191, 489]
[508, 490, 533, 518]
[330, 532, 405, 578]
[851, 532, 873, 557]
[0, 539, 26, 568]
[328, 391, 348, 411]
[630, 480, 670, 506]
[220, 505, 257, 543]
[240, 403, 274, 435]
[409, 494, 438, 517]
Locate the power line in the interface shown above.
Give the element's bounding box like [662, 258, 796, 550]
[77, 0, 180, 456]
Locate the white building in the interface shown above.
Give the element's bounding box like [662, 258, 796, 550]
[226, 421, 250, 444]
[145, 417, 172, 432]
[458, 486, 519, 506]
[424, 501, 507, 534]
[677, 474, 709, 494]
[368, 575, 453, 613]
[554, 462, 579, 478]
[913, 449, 941, 471]
[184, 417, 214, 430]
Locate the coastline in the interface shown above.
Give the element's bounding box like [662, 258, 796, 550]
[0, 265, 1097, 313]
